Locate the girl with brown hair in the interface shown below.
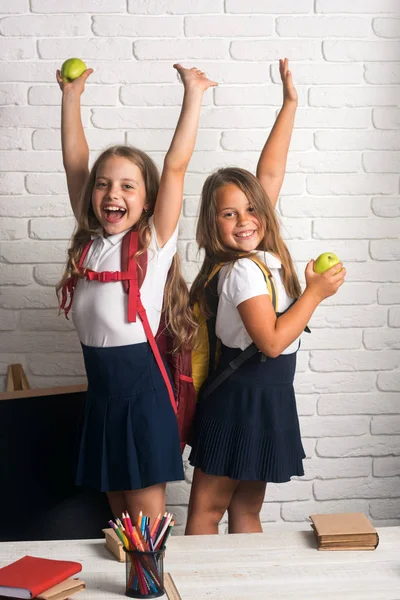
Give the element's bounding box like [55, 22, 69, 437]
[186, 59, 346, 535]
[56, 63, 216, 524]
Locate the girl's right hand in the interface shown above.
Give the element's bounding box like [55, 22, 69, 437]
[304, 260, 346, 302]
[56, 68, 93, 94]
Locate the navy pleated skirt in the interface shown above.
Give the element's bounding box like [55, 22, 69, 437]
[76, 342, 184, 492]
[189, 347, 305, 482]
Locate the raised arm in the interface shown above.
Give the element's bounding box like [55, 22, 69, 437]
[256, 58, 298, 208]
[153, 65, 217, 247]
[56, 68, 93, 219]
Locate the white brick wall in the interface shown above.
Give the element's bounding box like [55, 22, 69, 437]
[0, 2, 399, 530]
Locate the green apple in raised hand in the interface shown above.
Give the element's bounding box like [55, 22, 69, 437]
[60, 58, 87, 82]
[314, 252, 341, 274]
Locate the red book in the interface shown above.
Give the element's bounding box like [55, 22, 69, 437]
[0, 556, 82, 599]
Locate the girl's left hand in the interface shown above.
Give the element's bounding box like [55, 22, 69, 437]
[279, 58, 298, 104]
[173, 63, 218, 92]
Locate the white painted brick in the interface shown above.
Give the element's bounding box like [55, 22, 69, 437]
[314, 218, 399, 240]
[33, 129, 124, 152]
[307, 174, 398, 196]
[34, 265, 65, 286]
[0, 107, 64, 129]
[128, 0, 223, 13]
[92, 107, 183, 129]
[259, 504, 281, 523]
[315, 130, 400, 151]
[183, 197, 200, 218]
[300, 416, 370, 438]
[264, 481, 312, 503]
[165, 480, 190, 505]
[201, 107, 275, 129]
[280, 197, 371, 218]
[183, 174, 205, 196]
[127, 130, 219, 152]
[0, 195, 72, 218]
[371, 415, 400, 435]
[0, 15, 91, 36]
[185, 242, 203, 263]
[231, 40, 322, 61]
[310, 350, 399, 373]
[1, 151, 63, 172]
[180, 260, 200, 285]
[134, 39, 229, 60]
[370, 499, 400, 520]
[310, 86, 400, 108]
[370, 239, 400, 260]
[324, 40, 400, 62]
[315, 477, 400, 500]
[345, 262, 400, 283]
[286, 152, 360, 173]
[222, 130, 312, 152]
[300, 329, 362, 351]
[272, 63, 362, 85]
[29, 86, 118, 107]
[296, 108, 370, 129]
[32, 0, 125, 12]
[0, 354, 28, 377]
[0, 84, 27, 106]
[318, 392, 400, 416]
[121, 85, 212, 107]
[194, 61, 277, 84]
[0, 331, 80, 353]
[318, 283, 377, 306]
[310, 307, 387, 329]
[365, 63, 400, 84]
[0, 61, 69, 83]
[296, 395, 316, 416]
[278, 174, 305, 196]
[0, 286, 58, 310]
[226, 0, 313, 14]
[0, 241, 67, 263]
[373, 17, 400, 38]
[0, 264, 32, 286]
[372, 197, 400, 217]
[302, 439, 316, 458]
[316, 0, 400, 13]
[364, 328, 400, 350]
[377, 371, 400, 391]
[0, 38, 35, 61]
[21, 309, 75, 331]
[215, 86, 299, 107]
[28, 353, 85, 376]
[0, 173, 24, 195]
[295, 372, 375, 395]
[277, 17, 371, 38]
[373, 458, 400, 477]
[0, 128, 32, 150]
[388, 307, 400, 327]
[364, 151, 400, 173]
[29, 217, 75, 240]
[0, 309, 19, 331]
[317, 435, 400, 457]
[302, 458, 371, 481]
[295, 351, 309, 373]
[0, 0, 28, 11]
[38, 38, 133, 61]
[185, 15, 273, 37]
[282, 499, 370, 522]
[378, 284, 400, 305]
[178, 219, 196, 240]
[0, 218, 27, 240]
[26, 174, 67, 195]
[93, 15, 182, 37]
[373, 108, 400, 129]
[279, 217, 311, 239]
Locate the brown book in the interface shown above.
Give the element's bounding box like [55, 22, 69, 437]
[310, 513, 379, 550]
[37, 579, 85, 600]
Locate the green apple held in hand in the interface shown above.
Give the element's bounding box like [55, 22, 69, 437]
[60, 58, 87, 82]
[314, 252, 341, 274]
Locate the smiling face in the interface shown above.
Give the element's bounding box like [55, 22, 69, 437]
[91, 155, 148, 235]
[216, 183, 264, 252]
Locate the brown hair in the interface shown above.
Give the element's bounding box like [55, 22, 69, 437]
[190, 167, 302, 315]
[56, 145, 197, 351]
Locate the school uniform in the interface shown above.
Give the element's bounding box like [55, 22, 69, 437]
[72, 217, 184, 492]
[189, 251, 306, 483]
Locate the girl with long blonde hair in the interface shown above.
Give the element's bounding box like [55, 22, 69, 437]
[186, 60, 346, 536]
[56, 63, 216, 525]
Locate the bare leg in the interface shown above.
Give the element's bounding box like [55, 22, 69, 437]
[106, 491, 126, 519]
[227, 481, 267, 534]
[185, 468, 238, 535]
[123, 483, 166, 527]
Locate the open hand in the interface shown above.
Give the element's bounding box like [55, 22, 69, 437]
[173, 63, 218, 92]
[279, 58, 297, 104]
[305, 260, 346, 302]
[56, 68, 93, 94]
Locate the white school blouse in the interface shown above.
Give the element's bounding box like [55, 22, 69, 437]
[216, 251, 301, 355]
[72, 217, 178, 348]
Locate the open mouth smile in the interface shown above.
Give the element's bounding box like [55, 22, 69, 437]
[234, 230, 256, 240]
[102, 204, 127, 223]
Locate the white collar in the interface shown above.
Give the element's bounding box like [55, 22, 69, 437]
[91, 229, 129, 246]
[256, 250, 282, 269]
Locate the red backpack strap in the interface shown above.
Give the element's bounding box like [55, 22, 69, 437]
[121, 230, 148, 323]
[60, 240, 94, 319]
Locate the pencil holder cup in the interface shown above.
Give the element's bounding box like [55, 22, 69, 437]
[123, 547, 165, 598]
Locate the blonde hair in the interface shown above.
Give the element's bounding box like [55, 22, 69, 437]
[57, 145, 197, 351]
[190, 167, 302, 314]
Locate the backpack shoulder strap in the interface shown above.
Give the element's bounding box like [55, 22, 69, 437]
[60, 239, 94, 319]
[249, 256, 278, 312]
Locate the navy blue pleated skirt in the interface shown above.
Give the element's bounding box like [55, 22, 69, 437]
[189, 347, 305, 482]
[76, 342, 184, 492]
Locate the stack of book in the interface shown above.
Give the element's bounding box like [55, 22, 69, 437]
[0, 556, 84, 600]
[310, 512, 379, 551]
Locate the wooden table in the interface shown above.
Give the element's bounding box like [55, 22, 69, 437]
[1, 525, 398, 599]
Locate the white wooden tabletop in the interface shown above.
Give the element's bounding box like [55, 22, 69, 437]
[1, 525, 399, 600]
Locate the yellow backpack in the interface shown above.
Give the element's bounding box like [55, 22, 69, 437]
[191, 257, 278, 397]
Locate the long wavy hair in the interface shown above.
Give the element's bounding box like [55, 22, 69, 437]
[57, 145, 198, 351]
[190, 167, 302, 316]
